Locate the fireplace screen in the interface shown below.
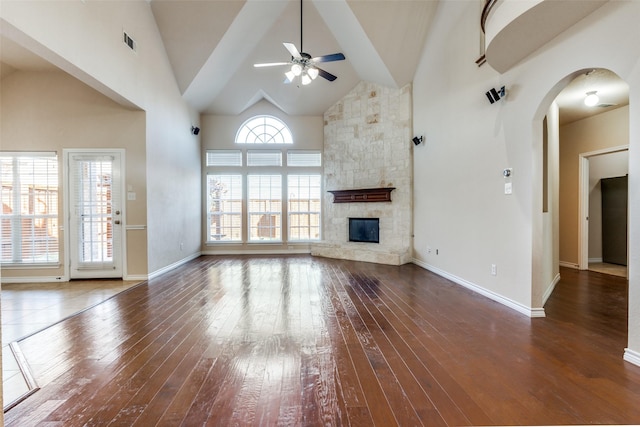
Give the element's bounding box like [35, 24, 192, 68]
[349, 218, 379, 243]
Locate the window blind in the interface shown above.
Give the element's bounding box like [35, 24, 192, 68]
[247, 150, 282, 167]
[206, 150, 243, 167]
[287, 151, 322, 167]
[0, 152, 59, 264]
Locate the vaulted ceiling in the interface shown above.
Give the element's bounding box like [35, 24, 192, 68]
[0, 1, 629, 120]
[149, 0, 439, 115]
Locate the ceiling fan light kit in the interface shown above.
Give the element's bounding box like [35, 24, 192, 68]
[254, 0, 345, 85]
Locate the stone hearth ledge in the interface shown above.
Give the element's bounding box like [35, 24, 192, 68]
[310, 241, 412, 266]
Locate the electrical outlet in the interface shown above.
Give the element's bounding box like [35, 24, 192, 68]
[427, 246, 432, 254]
[491, 264, 497, 276]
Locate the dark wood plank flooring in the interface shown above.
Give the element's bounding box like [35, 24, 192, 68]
[5, 256, 640, 426]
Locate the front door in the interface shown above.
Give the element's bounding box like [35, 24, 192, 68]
[67, 150, 124, 278]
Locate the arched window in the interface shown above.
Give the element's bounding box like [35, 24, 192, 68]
[235, 115, 293, 144]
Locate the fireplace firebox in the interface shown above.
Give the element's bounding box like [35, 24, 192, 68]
[349, 218, 379, 243]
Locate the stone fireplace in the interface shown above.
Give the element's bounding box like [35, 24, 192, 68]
[310, 82, 413, 265]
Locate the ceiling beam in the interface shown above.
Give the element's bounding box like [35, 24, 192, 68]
[313, 0, 396, 88]
[182, 0, 289, 112]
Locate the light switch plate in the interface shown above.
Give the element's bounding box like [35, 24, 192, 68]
[504, 182, 512, 195]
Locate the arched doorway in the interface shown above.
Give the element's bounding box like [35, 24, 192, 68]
[554, 69, 629, 274]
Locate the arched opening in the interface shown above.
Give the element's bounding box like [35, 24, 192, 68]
[539, 67, 630, 355]
[554, 69, 629, 275]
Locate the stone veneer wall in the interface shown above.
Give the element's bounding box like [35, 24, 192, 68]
[311, 81, 413, 265]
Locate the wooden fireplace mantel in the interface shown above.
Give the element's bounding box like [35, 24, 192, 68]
[328, 187, 396, 203]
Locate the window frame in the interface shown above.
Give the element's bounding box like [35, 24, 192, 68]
[0, 151, 60, 266]
[204, 115, 322, 246]
[235, 115, 294, 145]
[287, 174, 322, 242]
[247, 174, 283, 243]
[206, 174, 244, 243]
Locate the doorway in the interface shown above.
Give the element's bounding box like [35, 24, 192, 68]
[578, 148, 629, 278]
[65, 149, 125, 279]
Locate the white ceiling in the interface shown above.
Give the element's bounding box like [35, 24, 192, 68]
[0, 1, 630, 120]
[555, 68, 629, 125]
[149, 0, 438, 115]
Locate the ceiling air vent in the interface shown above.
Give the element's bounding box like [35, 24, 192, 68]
[123, 32, 136, 52]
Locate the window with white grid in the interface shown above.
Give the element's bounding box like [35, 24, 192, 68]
[207, 174, 243, 242]
[235, 115, 293, 144]
[247, 175, 282, 242]
[0, 152, 59, 264]
[288, 175, 321, 241]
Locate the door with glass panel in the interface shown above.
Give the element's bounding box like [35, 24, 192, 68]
[67, 151, 123, 278]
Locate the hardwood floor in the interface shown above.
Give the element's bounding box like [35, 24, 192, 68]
[1, 279, 141, 409]
[5, 256, 640, 426]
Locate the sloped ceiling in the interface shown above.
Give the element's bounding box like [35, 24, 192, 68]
[150, 0, 438, 115]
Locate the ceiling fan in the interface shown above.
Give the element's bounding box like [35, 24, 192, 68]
[253, 0, 345, 85]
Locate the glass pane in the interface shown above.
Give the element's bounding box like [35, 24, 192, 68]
[235, 115, 293, 144]
[206, 150, 243, 167]
[247, 150, 282, 166]
[287, 151, 322, 167]
[248, 175, 282, 241]
[288, 175, 321, 241]
[207, 174, 243, 242]
[75, 159, 114, 264]
[0, 153, 59, 264]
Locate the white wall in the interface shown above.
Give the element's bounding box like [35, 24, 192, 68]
[413, 1, 536, 315]
[413, 0, 640, 360]
[0, 1, 201, 276]
[541, 102, 560, 304]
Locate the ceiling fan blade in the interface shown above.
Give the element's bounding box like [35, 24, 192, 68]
[283, 42, 302, 59]
[316, 67, 337, 82]
[311, 53, 345, 63]
[254, 62, 290, 68]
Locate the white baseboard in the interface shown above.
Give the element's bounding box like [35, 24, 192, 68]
[124, 274, 148, 281]
[589, 257, 603, 263]
[148, 252, 201, 280]
[624, 348, 640, 367]
[559, 261, 579, 269]
[542, 273, 561, 305]
[412, 258, 545, 318]
[202, 248, 311, 256]
[1, 275, 68, 284]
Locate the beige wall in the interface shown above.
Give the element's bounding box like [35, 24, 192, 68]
[1, 70, 148, 279]
[559, 105, 629, 266]
[1, 0, 202, 278]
